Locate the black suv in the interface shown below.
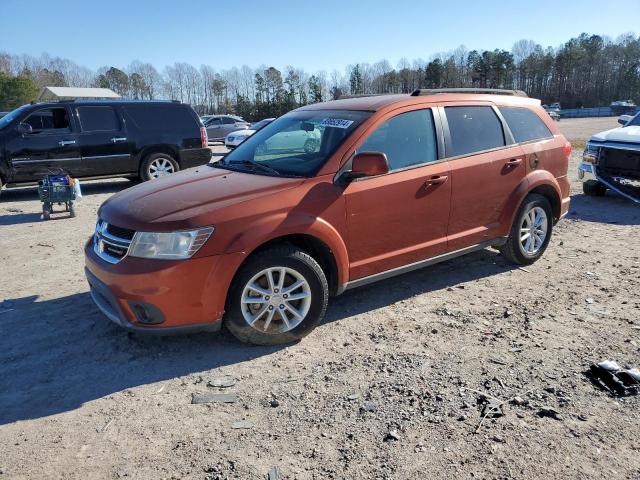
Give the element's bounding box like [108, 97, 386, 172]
[0, 100, 211, 192]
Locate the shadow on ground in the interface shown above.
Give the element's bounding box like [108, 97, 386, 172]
[0, 248, 512, 425]
[566, 192, 640, 225]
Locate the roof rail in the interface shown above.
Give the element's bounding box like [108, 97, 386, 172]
[411, 88, 528, 97]
[338, 93, 387, 99]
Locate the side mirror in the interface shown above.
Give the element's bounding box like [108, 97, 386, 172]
[16, 123, 32, 135]
[345, 152, 389, 181]
[618, 115, 632, 126]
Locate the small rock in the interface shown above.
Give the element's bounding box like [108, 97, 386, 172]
[347, 393, 360, 401]
[431, 328, 438, 334]
[511, 396, 527, 406]
[361, 401, 377, 413]
[586, 298, 594, 304]
[492, 435, 506, 443]
[269, 398, 280, 408]
[504, 309, 514, 318]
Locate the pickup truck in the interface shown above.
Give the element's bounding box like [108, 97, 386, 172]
[579, 112, 640, 203]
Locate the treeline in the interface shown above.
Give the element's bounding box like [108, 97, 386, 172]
[1, 32, 639, 119]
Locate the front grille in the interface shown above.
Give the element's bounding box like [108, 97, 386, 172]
[94, 219, 135, 264]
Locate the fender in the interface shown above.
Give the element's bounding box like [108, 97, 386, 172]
[223, 211, 350, 287]
[499, 170, 562, 235]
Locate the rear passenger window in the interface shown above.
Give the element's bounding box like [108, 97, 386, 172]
[77, 106, 119, 132]
[357, 109, 438, 171]
[445, 106, 505, 157]
[500, 107, 553, 143]
[125, 105, 196, 131]
[222, 117, 236, 124]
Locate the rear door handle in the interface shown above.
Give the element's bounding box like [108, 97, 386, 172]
[506, 158, 523, 166]
[424, 175, 448, 185]
[111, 137, 127, 143]
[58, 140, 76, 146]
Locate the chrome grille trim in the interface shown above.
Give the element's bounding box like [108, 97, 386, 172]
[93, 219, 134, 264]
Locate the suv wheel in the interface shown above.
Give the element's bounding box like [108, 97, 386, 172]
[583, 179, 607, 197]
[500, 193, 553, 265]
[225, 246, 329, 345]
[141, 153, 179, 181]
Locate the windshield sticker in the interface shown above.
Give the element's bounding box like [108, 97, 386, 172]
[319, 118, 354, 129]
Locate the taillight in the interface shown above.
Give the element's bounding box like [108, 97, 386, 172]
[563, 141, 572, 159]
[200, 127, 208, 148]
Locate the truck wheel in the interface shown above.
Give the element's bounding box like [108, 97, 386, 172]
[140, 153, 179, 181]
[500, 193, 553, 265]
[225, 245, 329, 345]
[583, 180, 607, 197]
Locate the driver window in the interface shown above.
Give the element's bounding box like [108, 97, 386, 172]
[24, 108, 71, 134]
[357, 109, 438, 171]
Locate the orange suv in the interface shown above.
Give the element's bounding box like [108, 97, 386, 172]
[85, 89, 571, 345]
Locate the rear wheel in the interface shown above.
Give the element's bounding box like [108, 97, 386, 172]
[140, 153, 179, 181]
[500, 193, 553, 265]
[583, 179, 607, 197]
[225, 245, 329, 345]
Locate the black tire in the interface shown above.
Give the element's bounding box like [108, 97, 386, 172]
[140, 153, 179, 181]
[225, 245, 329, 345]
[583, 179, 607, 197]
[500, 193, 553, 266]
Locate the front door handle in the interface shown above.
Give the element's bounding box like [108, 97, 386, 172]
[58, 140, 76, 146]
[424, 175, 448, 185]
[111, 137, 127, 143]
[506, 158, 523, 166]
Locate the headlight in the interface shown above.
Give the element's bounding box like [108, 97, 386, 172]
[227, 136, 234, 141]
[582, 142, 600, 164]
[129, 227, 214, 260]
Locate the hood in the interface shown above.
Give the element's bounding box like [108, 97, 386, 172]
[226, 129, 255, 138]
[99, 165, 303, 231]
[591, 125, 640, 144]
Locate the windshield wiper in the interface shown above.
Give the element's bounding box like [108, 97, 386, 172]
[225, 159, 282, 176]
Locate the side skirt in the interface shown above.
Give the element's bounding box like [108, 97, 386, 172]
[337, 238, 507, 294]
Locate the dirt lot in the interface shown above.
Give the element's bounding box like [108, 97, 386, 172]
[0, 118, 638, 480]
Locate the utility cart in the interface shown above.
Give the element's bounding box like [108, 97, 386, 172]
[38, 174, 78, 220]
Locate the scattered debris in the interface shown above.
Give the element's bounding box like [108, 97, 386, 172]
[383, 430, 400, 442]
[231, 420, 254, 430]
[96, 418, 113, 433]
[268, 466, 282, 480]
[191, 393, 238, 404]
[207, 375, 238, 388]
[587, 360, 640, 397]
[538, 406, 562, 420]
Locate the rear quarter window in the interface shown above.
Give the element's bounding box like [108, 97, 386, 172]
[500, 107, 553, 143]
[124, 104, 197, 131]
[444, 106, 505, 157]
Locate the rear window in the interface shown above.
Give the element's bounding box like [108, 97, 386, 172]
[445, 106, 505, 157]
[222, 117, 236, 124]
[500, 107, 553, 143]
[124, 104, 196, 131]
[77, 106, 119, 132]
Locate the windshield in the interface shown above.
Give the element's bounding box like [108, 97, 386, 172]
[218, 109, 371, 177]
[250, 119, 272, 130]
[0, 104, 30, 129]
[627, 113, 640, 127]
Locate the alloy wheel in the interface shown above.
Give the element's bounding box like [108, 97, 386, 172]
[519, 206, 548, 256]
[148, 158, 175, 178]
[240, 267, 312, 334]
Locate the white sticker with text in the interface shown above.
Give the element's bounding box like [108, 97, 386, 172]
[319, 118, 354, 129]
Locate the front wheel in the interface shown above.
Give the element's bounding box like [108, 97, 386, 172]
[500, 193, 553, 265]
[140, 153, 179, 181]
[225, 246, 329, 345]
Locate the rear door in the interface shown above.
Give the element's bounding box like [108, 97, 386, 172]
[206, 117, 223, 140]
[221, 116, 239, 137]
[440, 104, 526, 250]
[75, 105, 132, 176]
[7, 106, 81, 181]
[344, 107, 451, 280]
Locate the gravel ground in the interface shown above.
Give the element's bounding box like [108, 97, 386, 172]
[0, 119, 638, 480]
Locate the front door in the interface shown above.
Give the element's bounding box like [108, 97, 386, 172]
[344, 108, 451, 280]
[75, 105, 132, 176]
[7, 106, 80, 182]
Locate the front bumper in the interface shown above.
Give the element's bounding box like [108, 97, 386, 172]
[224, 137, 246, 148]
[578, 161, 640, 204]
[84, 242, 228, 334]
